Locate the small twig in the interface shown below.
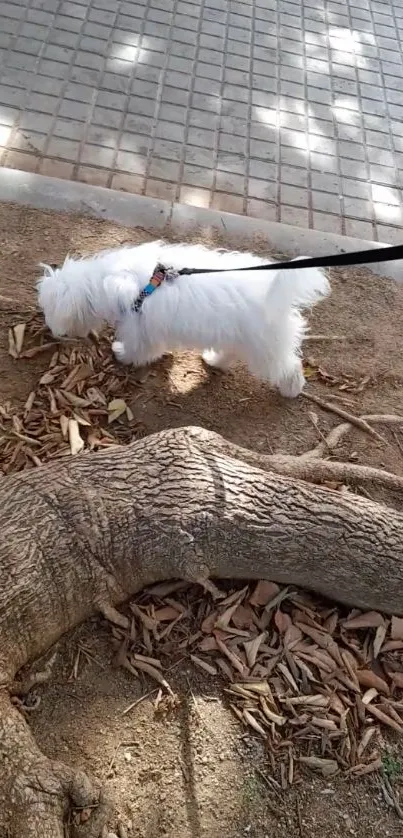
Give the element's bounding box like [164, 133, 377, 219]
[393, 430, 403, 457]
[106, 741, 122, 778]
[304, 334, 347, 342]
[122, 689, 156, 715]
[255, 768, 283, 799]
[380, 775, 403, 820]
[301, 392, 386, 444]
[296, 798, 304, 837]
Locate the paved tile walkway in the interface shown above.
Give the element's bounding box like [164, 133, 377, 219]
[0, 0, 403, 241]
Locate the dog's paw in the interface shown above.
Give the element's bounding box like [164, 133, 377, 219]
[202, 349, 229, 370]
[278, 367, 305, 398]
[112, 340, 130, 365]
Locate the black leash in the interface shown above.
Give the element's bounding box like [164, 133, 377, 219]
[177, 243, 403, 275]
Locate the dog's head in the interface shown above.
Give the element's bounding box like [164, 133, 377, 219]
[37, 258, 104, 338]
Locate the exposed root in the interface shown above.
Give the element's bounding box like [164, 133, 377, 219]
[0, 691, 111, 838]
[265, 453, 403, 492]
[301, 392, 386, 444]
[188, 426, 403, 492]
[10, 652, 58, 697]
[304, 414, 403, 460]
[98, 602, 129, 630]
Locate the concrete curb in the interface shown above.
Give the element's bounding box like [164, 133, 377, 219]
[1, 166, 401, 282]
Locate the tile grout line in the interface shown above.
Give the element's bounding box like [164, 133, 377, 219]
[324, 0, 346, 237]
[105, 0, 147, 190]
[210, 0, 229, 211]
[72, 0, 121, 186]
[173, 0, 207, 207]
[0, 0, 48, 168]
[143, 0, 182, 199]
[300, 0, 313, 231]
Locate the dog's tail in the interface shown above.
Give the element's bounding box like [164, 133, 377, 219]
[265, 261, 330, 314]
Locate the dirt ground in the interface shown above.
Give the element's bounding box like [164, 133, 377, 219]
[1, 202, 403, 837]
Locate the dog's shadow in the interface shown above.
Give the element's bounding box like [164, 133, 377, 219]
[123, 350, 308, 458]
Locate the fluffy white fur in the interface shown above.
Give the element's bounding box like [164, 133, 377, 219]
[37, 240, 330, 398]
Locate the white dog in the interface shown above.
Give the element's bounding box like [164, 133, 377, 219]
[37, 240, 330, 398]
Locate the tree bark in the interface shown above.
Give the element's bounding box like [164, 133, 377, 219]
[0, 692, 109, 838]
[1, 424, 403, 685]
[1, 424, 403, 836]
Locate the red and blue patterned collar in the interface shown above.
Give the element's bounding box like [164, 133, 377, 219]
[131, 263, 176, 314]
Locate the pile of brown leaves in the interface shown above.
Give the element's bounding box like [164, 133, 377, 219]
[2, 316, 147, 474]
[108, 579, 403, 780]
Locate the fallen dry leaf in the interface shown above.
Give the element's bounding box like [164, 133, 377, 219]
[243, 709, 267, 738]
[391, 616, 403, 641]
[357, 669, 389, 695]
[153, 606, 182, 623]
[390, 671, 403, 689]
[8, 329, 18, 359]
[343, 611, 384, 630]
[274, 609, 292, 634]
[243, 632, 267, 668]
[190, 654, 217, 676]
[299, 756, 338, 776]
[68, 419, 84, 456]
[13, 323, 25, 355]
[108, 397, 128, 423]
[373, 624, 387, 659]
[366, 704, 403, 733]
[249, 580, 280, 607]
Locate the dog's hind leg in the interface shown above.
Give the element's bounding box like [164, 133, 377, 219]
[245, 348, 305, 398]
[276, 359, 305, 398]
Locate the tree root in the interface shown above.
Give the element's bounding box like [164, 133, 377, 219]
[1, 420, 403, 836]
[301, 392, 386, 444]
[10, 652, 58, 697]
[189, 424, 403, 491]
[305, 414, 403, 460]
[0, 691, 110, 838]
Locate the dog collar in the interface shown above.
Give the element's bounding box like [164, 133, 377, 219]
[131, 263, 176, 314]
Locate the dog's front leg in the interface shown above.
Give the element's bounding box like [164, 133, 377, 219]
[112, 340, 132, 365]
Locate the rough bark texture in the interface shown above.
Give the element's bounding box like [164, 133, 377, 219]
[0, 692, 109, 838]
[1, 424, 403, 836]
